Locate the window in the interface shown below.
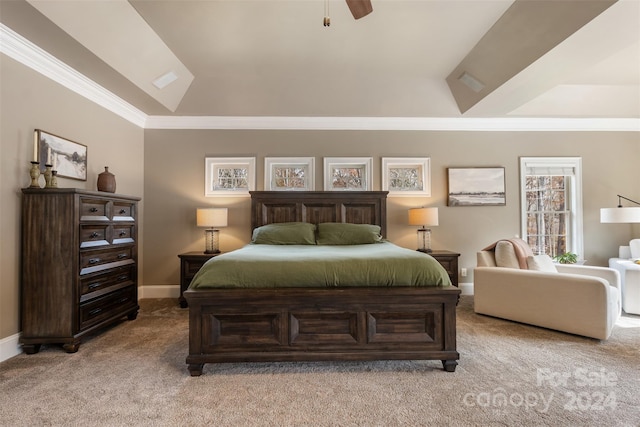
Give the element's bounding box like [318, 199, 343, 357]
[520, 157, 583, 258]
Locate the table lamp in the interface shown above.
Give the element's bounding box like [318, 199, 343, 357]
[408, 207, 439, 253]
[196, 208, 228, 253]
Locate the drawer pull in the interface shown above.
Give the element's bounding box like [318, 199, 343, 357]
[117, 253, 127, 259]
[88, 258, 101, 264]
[89, 207, 98, 213]
[88, 282, 101, 290]
[119, 209, 127, 214]
[117, 275, 128, 281]
[116, 297, 129, 304]
[90, 232, 99, 238]
[119, 231, 127, 237]
[89, 308, 102, 316]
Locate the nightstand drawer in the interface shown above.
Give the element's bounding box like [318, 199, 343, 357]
[183, 258, 209, 277]
[429, 250, 460, 287]
[178, 252, 221, 308]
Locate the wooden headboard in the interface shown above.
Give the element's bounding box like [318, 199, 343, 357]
[250, 191, 388, 237]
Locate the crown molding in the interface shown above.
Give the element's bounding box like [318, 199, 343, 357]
[3, 23, 639, 132]
[0, 23, 147, 128]
[144, 115, 640, 131]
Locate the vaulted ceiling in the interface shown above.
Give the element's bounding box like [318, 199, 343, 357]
[2, 0, 639, 122]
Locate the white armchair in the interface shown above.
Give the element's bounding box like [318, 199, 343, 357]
[608, 240, 640, 315]
[474, 239, 621, 340]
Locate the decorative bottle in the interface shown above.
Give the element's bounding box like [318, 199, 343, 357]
[97, 166, 116, 193]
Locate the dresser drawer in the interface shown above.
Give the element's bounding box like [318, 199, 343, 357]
[79, 198, 109, 221]
[80, 247, 134, 275]
[113, 224, 135, 244]
[80, 265, 135, 296]
[80, 224, 110, 248]
[79, 286, 136, 330]
[113, 201, 135, 221]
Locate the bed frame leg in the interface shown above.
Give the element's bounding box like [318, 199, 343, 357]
[188, 363, 204, 376]
[442, 360, 458, 372]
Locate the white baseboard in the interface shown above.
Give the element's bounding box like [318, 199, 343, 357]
[0, 332, 22, 363]
[138, 284, 180, 299]
[460, 282, 474, 296]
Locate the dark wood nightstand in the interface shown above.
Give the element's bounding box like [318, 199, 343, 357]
[178, 251, 221, 307]
[427, 250, 460, 287]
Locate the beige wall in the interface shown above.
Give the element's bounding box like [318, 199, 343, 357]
[0, 56, 144, 342]
[2, 51, 639, 349]
[143, 129, 640, 288]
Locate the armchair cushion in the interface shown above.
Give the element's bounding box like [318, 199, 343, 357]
[495, 241, 521, 269]
[526, 254, 557, 272]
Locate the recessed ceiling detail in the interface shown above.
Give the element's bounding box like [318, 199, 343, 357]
[26, 0, 193, 112]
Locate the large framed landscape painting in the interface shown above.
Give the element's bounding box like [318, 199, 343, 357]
[447, 167, 506, 206]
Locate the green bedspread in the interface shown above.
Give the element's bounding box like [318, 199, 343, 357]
[189, 242, 451, 289]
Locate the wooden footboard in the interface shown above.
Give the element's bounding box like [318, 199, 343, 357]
[185, 286, 460, 375]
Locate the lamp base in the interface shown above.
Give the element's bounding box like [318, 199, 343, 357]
[416, 228, 432, 253]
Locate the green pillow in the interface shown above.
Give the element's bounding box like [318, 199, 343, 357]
[251, 222, 316, 245]
[316, 223, 382, 245]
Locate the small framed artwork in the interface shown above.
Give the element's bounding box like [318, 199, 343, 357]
[36, 129, 87, 181]
[323, 157, 372, 191]
[382, 157, 431, 197]
[264, 157, 315, 191]
[447, 167, 506, 206]
[205, 157, 256, 197]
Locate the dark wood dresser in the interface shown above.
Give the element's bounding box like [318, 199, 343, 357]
[20, 188, 141, 353]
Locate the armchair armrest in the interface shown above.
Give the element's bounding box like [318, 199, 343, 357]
[555, 264, 620, 291]
[473, 267, 620, 339]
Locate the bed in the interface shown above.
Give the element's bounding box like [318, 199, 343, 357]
[184, 191, 460, 375]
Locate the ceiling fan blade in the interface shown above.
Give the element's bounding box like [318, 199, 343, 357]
[345, 0, 373, 20]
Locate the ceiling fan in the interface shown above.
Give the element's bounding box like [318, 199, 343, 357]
[324, 0, 372, 26]
[346, 0, 373, 20]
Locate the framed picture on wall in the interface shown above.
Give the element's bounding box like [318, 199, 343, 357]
[382, 157, 431, 196]
[36, 129, 87, 181]
[447, 167, 506, 206]
[323, 157, 372, 191]
[264, 157, 315, 191]
[205, 157, 256, 197]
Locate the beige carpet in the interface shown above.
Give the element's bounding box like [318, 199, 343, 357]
[1, 296, 638, 426]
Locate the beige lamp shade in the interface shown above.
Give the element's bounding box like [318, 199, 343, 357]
[600, 207, 640, 223]
[196, 208, 228, 228]
[408, 207, 439, 227]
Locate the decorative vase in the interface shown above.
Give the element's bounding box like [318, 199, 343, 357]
[97, 166, 116, 193]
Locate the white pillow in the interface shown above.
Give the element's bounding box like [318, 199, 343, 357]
[527, 255, 558, 273]
[495, 241, 520, 269]
[630, 239, 640, 259]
